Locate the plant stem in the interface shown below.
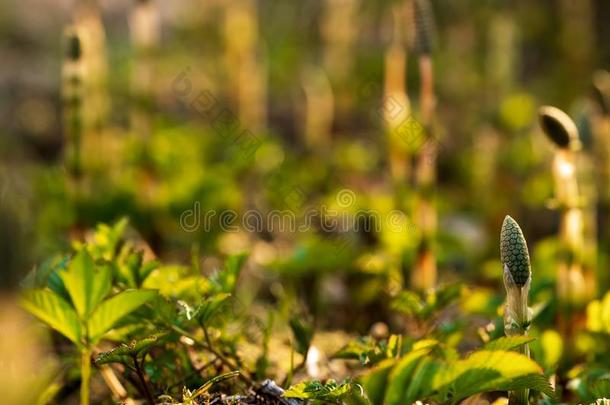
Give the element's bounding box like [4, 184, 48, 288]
[170, 325, 253, 385]
[505, 285, 530, 405]
[81, 347, 91, 405]
[132, 355, 155, 405]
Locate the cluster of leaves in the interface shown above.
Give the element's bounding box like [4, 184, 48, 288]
[19, 219, 262, 403]
[350, 336, 554, 405]
[284, 379, 361, 403]
[20, 220, 157, 349]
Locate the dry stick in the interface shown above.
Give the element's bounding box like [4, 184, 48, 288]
[500, 216, 533, 405]
[538, 106, 592, 342]
[98, 365, 137, 405]
[411, 0, 437, 291]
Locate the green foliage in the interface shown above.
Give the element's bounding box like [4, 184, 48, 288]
[95, 335, 163, 366]
[484, 336, 536, 351]
[20, 289, 81, 345]
[289, 316, 314, 356]
[391, 284, 461, 320]
[334, 335, 403, 366]
[21, 251, 157, 346]
[355, 339, 554, 404]
[284, 379, 360, 403]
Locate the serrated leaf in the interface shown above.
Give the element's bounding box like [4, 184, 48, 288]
[20, 289, 81, 345]
[384, 347, 431, 404]
[284, 379, 355, 400]
[359, 359, 395, 405]
[391, 291, 424, 317]
[210, 253, 247, 294]
[60, 251, 111, 319]
[87, 290, 157, 343]
[434, 350, 552, 403]
[196, 293, 231, 324]
[95, 334, 163, 365]
[404, 357, 439, 403]
[484, 336, 536, 351]
[591, 377, 610, 399]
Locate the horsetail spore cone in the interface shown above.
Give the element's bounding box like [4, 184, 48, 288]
[66, 32, 82, 61]
[501, 215, 532, 405]
[413, 0, 435, 55]
[500, 215, 531, 287]
[538, 105, 581, 150]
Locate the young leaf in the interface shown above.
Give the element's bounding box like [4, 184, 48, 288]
[384, 347, 431, 404]
[60, 251, 111, 319]
[210, 253, 247, 294]
[284, 379, 355, 400]
[195, 293, 231, 324]
[289, 316, 314, 356]
[87, 290, 157, 342]
[484, 336, 536, 351]
[20, 289, 81, 345]
[359, 359, 395, 405]
[404, 357, 439, 403]
[95, 334, 163, 366]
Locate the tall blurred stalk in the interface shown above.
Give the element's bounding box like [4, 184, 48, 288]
[74, 0, 109, 133]
[224, 0, 267, 132]
[62, 28, 84, 180]
[410, 0, 437, 291]
[321, 0, 359, 86]
[301, 65, 334, 150]
[591, 71, 610, 290]
[539, 106, 595, 337]
[383, 3, 411, 186]
[130, 0, 160, 139]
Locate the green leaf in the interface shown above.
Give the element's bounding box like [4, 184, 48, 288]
[484, 336, 536, 351]
[20, 289, 81, 345]
[359, 359, 395, 405]
[284, 379, 356, 400]
[95, 334, 163, 365]
[195, 293, 232, 324]
[384, 347, 431, 405]
[289, 316, 314, 356]
[60, 251, 111, 319]
[591, 377, 610, 399]
[391, 291, 424, 318]
[433, 350, 553, 403]
[210, 253, 247, 294]
[87, 290, 157, 343]
[404, 357, 439, 403]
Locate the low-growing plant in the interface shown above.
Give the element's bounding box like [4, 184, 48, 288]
[20, 249, 157, 405]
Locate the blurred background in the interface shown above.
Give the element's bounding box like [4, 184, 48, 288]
[1, 0, 610, 354]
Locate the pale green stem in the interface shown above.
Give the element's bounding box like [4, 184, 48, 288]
[81, 347, 91, 405]
[504, 266, 531, 405]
